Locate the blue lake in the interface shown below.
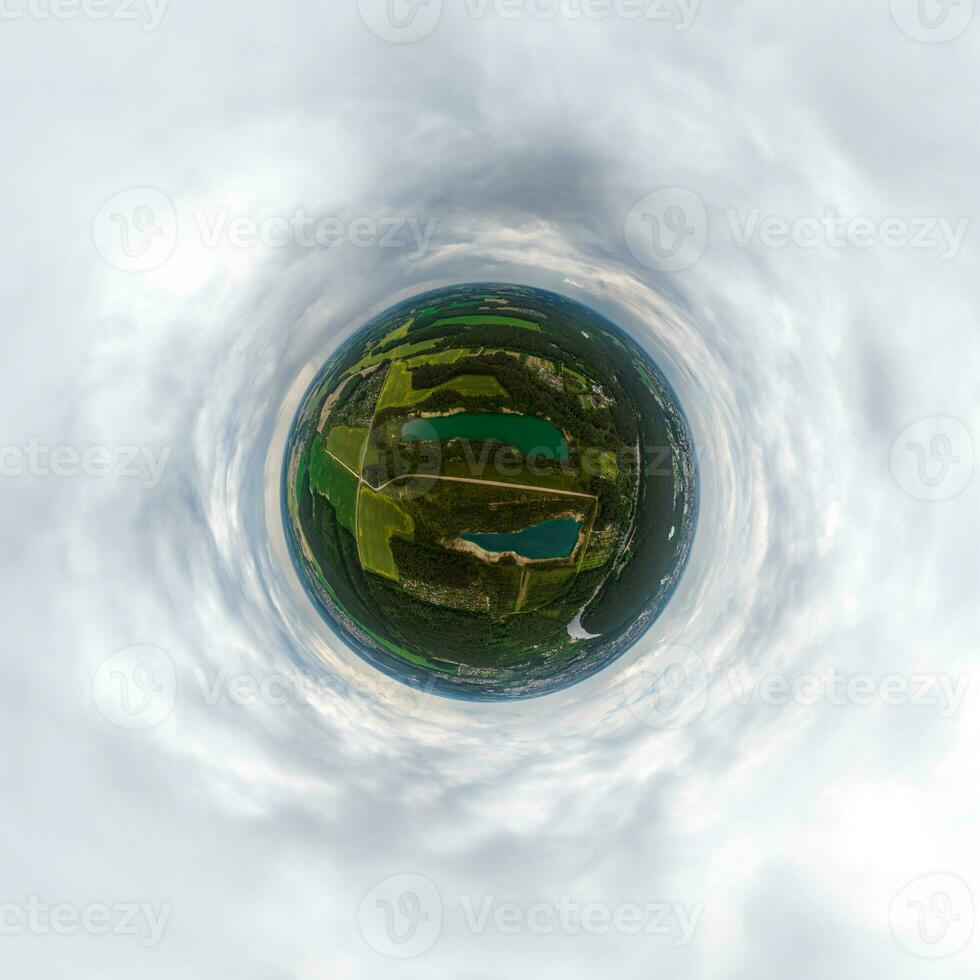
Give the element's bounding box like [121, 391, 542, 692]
[401, 412, 569, 461]
[462, 518, 582, 560]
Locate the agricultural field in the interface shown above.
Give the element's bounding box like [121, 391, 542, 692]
[342, 338, 441, 377]
[357, 485, 414, 580]
[325, 425, 368, 472]
[367, 317, 413, 351]
[377, 360, 507, 412]
[563, 366, 589, 393]
[403, 347, 476, 368]
[308, 435, 358, 533]
[433, 314, 541, 332]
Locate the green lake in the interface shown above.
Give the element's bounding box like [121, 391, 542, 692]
[462, 518, 581, 560]
[401, 413, 569, 460]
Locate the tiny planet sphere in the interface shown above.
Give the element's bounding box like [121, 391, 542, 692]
[283, 283, 698, 700]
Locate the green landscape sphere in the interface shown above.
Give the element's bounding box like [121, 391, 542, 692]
[283, 283, 698, 700]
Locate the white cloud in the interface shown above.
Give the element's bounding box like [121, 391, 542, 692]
[1, 1, 978, 977]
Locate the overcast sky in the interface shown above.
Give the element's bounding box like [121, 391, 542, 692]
[1, 1, 979, 977]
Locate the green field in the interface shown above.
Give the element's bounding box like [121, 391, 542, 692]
[433, 315, 541, 332]
[523, 566, 577, 611]
[578, 447, 618, 479]
[524, 354, 556, 373]
[291, 445, 311, 519]
[357, 486, 414, 580]
[309, 435, 358, 533]
[563, 366, 588, 393]
[581, 526, 617, 570]
[403, 347, 477, 368]
[438, 460, 581, 493]
[343, 338, 440, 378]
[369, 318, 413, 350]
[631, 356, 658, 394]
[325, 425, 368, 472]
[378, 360, 508, 411]
[425, 374, 507, 402]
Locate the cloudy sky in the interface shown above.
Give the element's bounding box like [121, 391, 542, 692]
[2, 0, 979, 977]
